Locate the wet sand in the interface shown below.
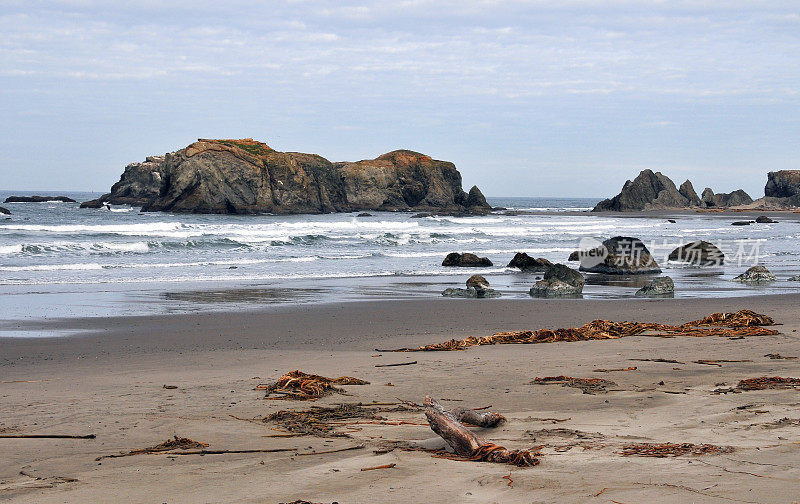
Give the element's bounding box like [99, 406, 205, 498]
[1, 296, 799, 503]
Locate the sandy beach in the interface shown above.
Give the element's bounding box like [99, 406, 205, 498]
[2, 296, 799, 503]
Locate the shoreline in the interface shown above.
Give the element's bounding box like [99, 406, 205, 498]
[4, 293, 800, 366]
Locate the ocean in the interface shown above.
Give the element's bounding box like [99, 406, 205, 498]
[2, 191, 799, 335]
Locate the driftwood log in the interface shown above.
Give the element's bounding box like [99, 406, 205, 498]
[450, 406, 506, 428]
[423, 396, 539, 466]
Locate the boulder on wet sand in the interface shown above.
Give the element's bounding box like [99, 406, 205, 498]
[5, 195, 76, 203]
[442, 275, 500, 298]
[667, 241, 724, 266]
[635, 276, 674, 298]
[507, 253, 553, 272]
[578, 236, 661, 275]
[755, 215, 778, 223]
[529, 264, 585, 297]
[0, 206, 9, 215]
[442, 252, 493, 267]
[732, 266, 776, 283]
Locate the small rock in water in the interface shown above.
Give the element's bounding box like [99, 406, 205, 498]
[732, 265, 776, 283]
[731, 221, 753, 226]
[356, 212, 373, 217]
[635, 276, 674, 298]
[788, 275, 800, 282]
[667, 241, 724, 266]
[667, 219, 676, 223]
[0, 206, 10, 215]
[530, 264, 585, 297]
[442, 252, 493, 267]
[755, 215, 778, 223]
[507, 252, 553, 271]
[466, 274, 490, 290]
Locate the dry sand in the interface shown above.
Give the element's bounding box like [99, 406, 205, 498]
[1, 296, 799, 503]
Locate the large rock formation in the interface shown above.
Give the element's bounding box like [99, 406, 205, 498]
[700, 188, 753, 208]
[749, 170, 800, 208]
[81, 139, 491, 215]
[592, 170, 751, 211]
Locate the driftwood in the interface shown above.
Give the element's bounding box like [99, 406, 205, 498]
[423, 397, 539, 467]
[450, 406, 506, 428]
[379, 310, 778, 352]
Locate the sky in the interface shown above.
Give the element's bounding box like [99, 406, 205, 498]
[1, 1, 798, 197]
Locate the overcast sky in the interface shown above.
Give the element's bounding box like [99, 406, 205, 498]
[1, 1, 798, 197]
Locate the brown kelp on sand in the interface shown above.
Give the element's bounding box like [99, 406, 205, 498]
[265, 403, 422, 438]
[619, 442, 733, 457]
[736, 376, 800, 391]
[95, 436, 209, 460]
[259, 370, 369, 401]
[531, 376, 616, 394]
[379, 310, 778, 352]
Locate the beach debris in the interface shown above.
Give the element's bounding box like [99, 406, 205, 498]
[95, 436, 209, 460]
[375, 361, 417, 368]
[296, 444, 365, 456]
[618, 442, 732, 457]
[424, 396, 540, 467]
[760, 417, 800, 429]
[450, 406, 506, 428]
[736, 377, 800, 391]
[693, 359, 752, 367]
[593, 366, 637, 373]
[630, 358, 684, 364]
[163, 384, 178, 389]
[531, 376, 615, 394]
[260, 370, 369, 401]
[265, 403, 421, 438]
[0, 434, 95, 439]
[378, 310, 778, 352]
[361, 463, 396, 471]
[765, 353, 797, 360]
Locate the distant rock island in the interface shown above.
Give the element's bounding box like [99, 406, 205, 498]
[81, 139, 491, 215]
[5, 195, 77, 203]
[592, 170, 753, 211]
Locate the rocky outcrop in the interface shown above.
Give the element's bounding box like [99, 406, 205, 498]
[442, 252, 493, 267]
[442, 274, 500, 298]
[5, 195, 76, 203]
[765, 170, 800, 199]
[81, 156, 165, 208]
[81, 139, 491, 215]
[507, 253, 553, 272]
[579, 236, 661, 274]
[635, 277, 674, 298]
[700, 188, 753, 208]
[593, 170, 752, 211]
[667, 241, 724, 266]
[732, 266, 776, 283]
[755, 215, 778, 223]
[529, 264, 585, 297]
[678, 180, 702, 206]
[0, 206, 9, 215]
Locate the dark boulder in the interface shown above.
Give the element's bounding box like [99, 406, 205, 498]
[442, 252, 493, 267]
[578, 236, 661, 274]
[568, 251, 580, 261]
[731, 221, 753, 226]
[530, 264, 585, 297]
[635, 276, 674, 298]
[732, 265, 776, 283]
[667, 241, 724, 266]
[507, 252, 553, 272]
[464, 185, 489, 209]
[0, 206, 9, 215]
[5, 195, 76, 203]
[356, 212, 373, 217]
[755, 215, 778, 223]
[443, 275, 499, 298]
